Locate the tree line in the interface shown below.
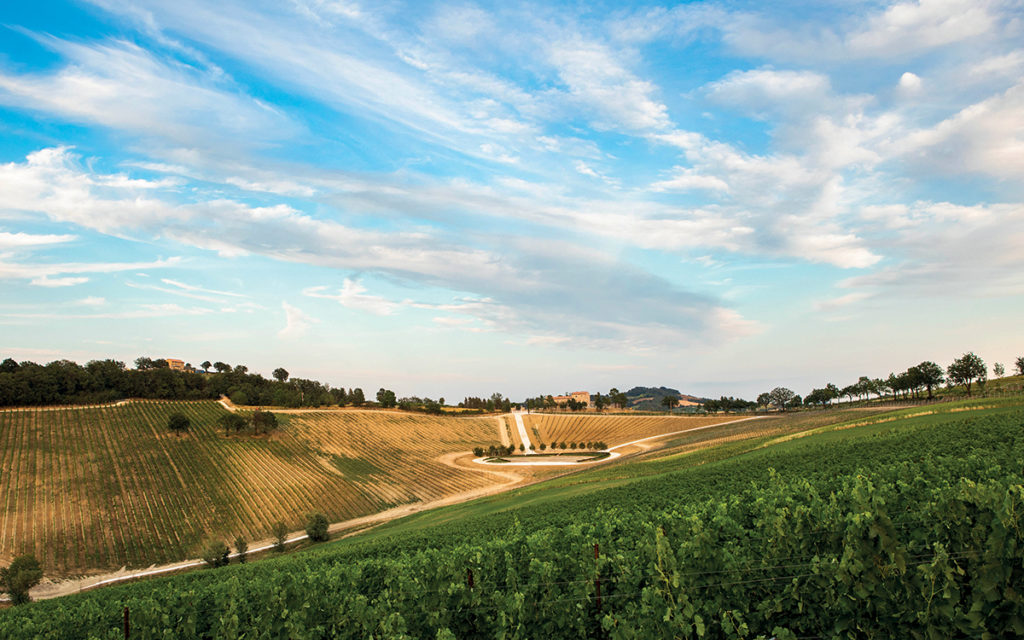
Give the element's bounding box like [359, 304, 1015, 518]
[0, 357, 364, 408]
[757, 352, 1023, 413]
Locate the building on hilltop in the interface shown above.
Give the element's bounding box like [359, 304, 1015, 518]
[166, 358, 185, 372]
[570, 391, 591, 407]
[552, 391, 593, 409]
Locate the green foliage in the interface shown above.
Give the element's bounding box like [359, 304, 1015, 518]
[218, 412, 247, 435]
[3, 403, 1024, 638]
[768, 386, 795, 411]
[251, 409, 277, 434]
[234, 536, 248, 564]
[305, 513, 329, 542]
[350, 387, 365, 406]
[202, 540, 230, 568]
[167, 411, 190, 434]
[948, 352, 987, 396]
[272, 521, 289, 552]
[376, 388, 397, 408]
[1, 554, 42, 605]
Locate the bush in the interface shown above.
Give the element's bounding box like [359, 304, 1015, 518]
[272, 521, 289, 552]
[473, 446, 484, 457]
[0, 554, 42, 605]
[234, 536, 248, 564]
[167, 412, 190, 435]
[202, 540, 229, 568]
[539, 443, 547, 451]
[305, 513, 329, 542]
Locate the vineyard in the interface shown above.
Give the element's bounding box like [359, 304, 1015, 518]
[0, 401, 504, 576]
[519, 413, 740, 450]
[2, 397, 1021, 637]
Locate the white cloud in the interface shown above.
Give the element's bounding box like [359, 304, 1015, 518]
[0, 253, 182, 285]
[161, 278, 246, 298]
[0, 36, 297, 148]
[31, 276, 89, 287]
[304, 280, 402, 316]
[891, 81, 1024, 179]
[842, 200, 1024, 298]
[898, 71, 923, 94]
[548, 38, 670, 132]
[846, 0, 998, 57]
[721, 0, 1007, 61]
[278, 302, 316, 338]
[0, 231, 76, 250]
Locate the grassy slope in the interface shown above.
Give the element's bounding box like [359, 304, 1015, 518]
[2, 396, 1021, 636]
[308, 397, 1023, 562]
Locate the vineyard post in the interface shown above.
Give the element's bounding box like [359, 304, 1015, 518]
[123, 605, 130, 639]
[594, 543, 601, 612]
[467, 567, 474, 589]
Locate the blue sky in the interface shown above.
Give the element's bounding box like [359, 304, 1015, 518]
[1, 0, 1022, 400]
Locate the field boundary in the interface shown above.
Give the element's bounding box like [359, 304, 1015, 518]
[475, 416, 763, 466]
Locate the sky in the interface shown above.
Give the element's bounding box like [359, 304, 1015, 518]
[0, 0, 1022, 401]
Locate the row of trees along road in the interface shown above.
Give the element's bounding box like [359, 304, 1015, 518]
[763, 351, 1022, 412]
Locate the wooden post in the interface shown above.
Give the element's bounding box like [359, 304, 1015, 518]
[467, 568, 474, 589]
[594, 543, 601, 612]
[123, 606, 130, 639]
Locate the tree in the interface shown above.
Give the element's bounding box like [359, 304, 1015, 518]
[1, 554, 42, 605]
[769, 387, 796, 412]
[1015, 357, 1024, 376]
[593, 394, 606, 411]
[948, 352, 987, 396]
[213, 361, 231, 374]
[168, 412, 190, 436]
[994, 363, 1005, 378]
[756, 392, 771, 412]
[609, 388, 628, 409]
[233, 365, 248, 375]
[0, 358, 19, 374]
[661, 394, 679, 411]
[201, 360, 212, 373]
[911, 361, 943, 399]
[219, 413, 247, 435]
[272, 521, 289, 552]
[251, 409, 277, 435]
[272, 367, 289, 382]
[234, 536, 248, 564]
[202, 540, 230, 568]
[134, 356, 155, 370]
[350, 388, 365, 406]
[376, 388, 397, 408]
[305, 512, 329, 542]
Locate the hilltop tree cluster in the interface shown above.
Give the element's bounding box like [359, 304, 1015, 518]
[0, 356, 364, 408]
[459, 393, 511, 413]
[702, 396, 758, 413]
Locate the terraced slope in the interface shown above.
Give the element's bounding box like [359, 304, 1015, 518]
[0, 401, 503, 576]
[521, 413, 737, 449]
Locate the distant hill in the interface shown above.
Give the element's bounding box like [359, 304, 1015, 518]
[625, 386, 706, 411]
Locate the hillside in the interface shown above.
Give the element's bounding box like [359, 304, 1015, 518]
[4, 397, 1021, 637]
[625, 385, 705, 410]
[0, 401, 509, 576]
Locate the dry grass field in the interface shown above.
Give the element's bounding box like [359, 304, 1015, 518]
[0, 401, 506, 577]
[520, 413, 740, 449]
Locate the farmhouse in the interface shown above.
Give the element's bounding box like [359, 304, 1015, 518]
[166, 358, 185, 372]
[553, 391, 593, 408]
